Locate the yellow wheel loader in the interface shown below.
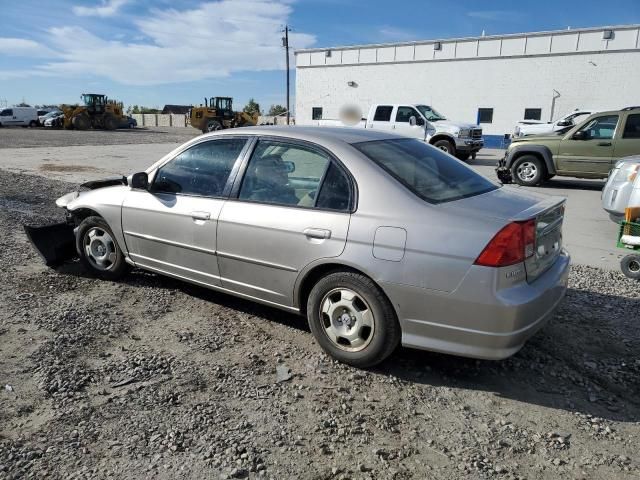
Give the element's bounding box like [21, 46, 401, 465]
[189, 97, 258, 133]
[62, 94, 124, 130]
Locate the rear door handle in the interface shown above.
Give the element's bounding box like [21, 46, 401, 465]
[597, 142, 612, 146]
[304, 228, 331, 240]
[190, 211, 211, 221]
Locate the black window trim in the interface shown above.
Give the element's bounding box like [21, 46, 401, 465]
[148, 135, 252, 200]
[228, 135, 358, 213]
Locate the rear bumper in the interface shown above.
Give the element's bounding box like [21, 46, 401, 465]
[384, 250, 570, 360]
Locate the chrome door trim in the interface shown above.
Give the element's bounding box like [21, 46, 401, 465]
[124, 230, 216, 255]
[216, 250, 298, 272]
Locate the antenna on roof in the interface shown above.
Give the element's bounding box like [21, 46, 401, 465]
[481, 29, 486, 37]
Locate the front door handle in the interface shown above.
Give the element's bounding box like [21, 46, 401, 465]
[304, 228, 331, 240]
[597, 142, 612, 146]
[190, 211, 211, 221]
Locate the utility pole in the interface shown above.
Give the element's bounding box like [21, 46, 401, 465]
[282, 25, 290, 125]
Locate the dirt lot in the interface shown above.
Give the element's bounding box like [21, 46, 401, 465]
[1, 165, 639, 480]
[0, 126, 197, 149]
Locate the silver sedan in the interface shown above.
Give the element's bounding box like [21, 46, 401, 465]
[36, 127, 570, 367]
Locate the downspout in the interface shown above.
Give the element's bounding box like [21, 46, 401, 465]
[550, 89, 561, 122]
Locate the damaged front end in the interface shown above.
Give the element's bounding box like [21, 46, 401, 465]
[24, 176, 127, 267]
[496, 158, 513, 184]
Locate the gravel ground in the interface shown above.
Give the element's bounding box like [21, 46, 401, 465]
[0, 171, 639, 480]
[0, 127, 198, 149]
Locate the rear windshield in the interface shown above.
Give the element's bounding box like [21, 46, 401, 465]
[353, 138, 498, 203]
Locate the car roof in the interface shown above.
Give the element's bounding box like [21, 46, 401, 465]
[206, 126, 402, 145]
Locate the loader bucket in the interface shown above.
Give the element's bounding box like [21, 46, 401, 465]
[23, 222, 77, 267]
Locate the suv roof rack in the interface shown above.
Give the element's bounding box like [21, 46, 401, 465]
[621, 106, 640, 111]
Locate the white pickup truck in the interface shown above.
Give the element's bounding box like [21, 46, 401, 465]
[512, 109, 596, 138]
[317, 103, 484, 160]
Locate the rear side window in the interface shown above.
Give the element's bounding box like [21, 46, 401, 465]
[316, 163, 351, 211]
[353, 138, 497, 203]
[152, 138, 246, 197]
[623, 114, 640, 139]
[373, 106, 393, 122]
[0, 109, 13, 116]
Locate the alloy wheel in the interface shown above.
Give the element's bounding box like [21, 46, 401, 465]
[83, 227, 117, 271]
[319, 288, 375, 352]
[516, 161, 538, 182]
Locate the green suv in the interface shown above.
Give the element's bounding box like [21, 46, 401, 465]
[497, 107, 640, 186]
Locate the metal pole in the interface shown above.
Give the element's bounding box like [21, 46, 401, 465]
[284, 25, 290, 125]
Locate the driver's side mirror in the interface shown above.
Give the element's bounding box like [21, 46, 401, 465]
[556, 120, 571, 127]
[130, 172, 148, 189]
[409, 116, 425, 127]
[572, 130, 588, 140]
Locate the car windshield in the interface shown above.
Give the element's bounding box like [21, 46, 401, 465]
[353, 138, 497, 203]
[416, 105, 446, 121]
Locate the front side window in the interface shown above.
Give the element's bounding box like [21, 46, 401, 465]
[623, 114, 640, 139]
[239, 140, 351, 210]
[152, 138, 246, 196]
[578, 115, 619, 140]
[312, 107, 323, 120]
[395, 106, 420, 123]
[373, 106, 393, 122]
[353, 138, 497, 204]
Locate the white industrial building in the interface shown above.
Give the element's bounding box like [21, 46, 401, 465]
[295, 24, 640, 146]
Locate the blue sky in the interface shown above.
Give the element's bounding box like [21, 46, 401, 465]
[1, 0, 639, 112]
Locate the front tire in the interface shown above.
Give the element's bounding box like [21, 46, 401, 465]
[621, 255, 640, 280]
[306, 272, 400, 368]
[512, 155, 546, 186]
[456, 152, 471, 161]
[76, 216, 130, 281]
[433, 139, 455, 156]
[72, 114, 90, 130]
[29, 120, 38, 128]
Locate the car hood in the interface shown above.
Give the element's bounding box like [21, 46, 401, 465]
[441, 185, 563, 222]
[511, 135, 562, 144]
[432, 119, 478, 129]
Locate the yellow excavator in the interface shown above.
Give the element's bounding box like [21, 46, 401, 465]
[61, 93, 125, 130]
[189, 97, 258, 133]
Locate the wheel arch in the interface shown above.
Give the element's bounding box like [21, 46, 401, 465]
[429, 134, 456, 147]
[295, 261, 397, 318]
[508, 146, 556, 174]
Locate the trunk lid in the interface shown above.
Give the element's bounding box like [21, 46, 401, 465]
[443, 187, 566, 282]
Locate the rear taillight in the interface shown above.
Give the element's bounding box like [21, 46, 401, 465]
[475, 220, 536, 267]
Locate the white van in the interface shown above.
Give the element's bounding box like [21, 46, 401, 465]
[0, 107, 39, 127]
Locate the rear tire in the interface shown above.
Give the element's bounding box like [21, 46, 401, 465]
[306, 271, 400, 368]
[433, 139, 455, 156]
[512, 155, 546, 186]
[76, 216, 130, 281]
[621, 255, 640, 280]
[29, 120, 37, 128]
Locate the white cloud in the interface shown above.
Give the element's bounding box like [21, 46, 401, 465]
[73, 0, 129, 17]
[0, 0, 316, 86]
[0, 38, 55, 57]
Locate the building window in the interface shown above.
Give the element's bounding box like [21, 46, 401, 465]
[373, 105, 393, 122]
[524, 108, 542, 121]
[312, 107, 323, 120]
[477, 108, 493, 124]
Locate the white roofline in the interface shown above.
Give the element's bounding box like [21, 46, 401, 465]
[294, 24, 640, 54]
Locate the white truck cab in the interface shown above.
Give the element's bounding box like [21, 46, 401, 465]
[0, 107, 39, 127]
[513, 109, 596, 138]
[318, 103, 483, 160]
